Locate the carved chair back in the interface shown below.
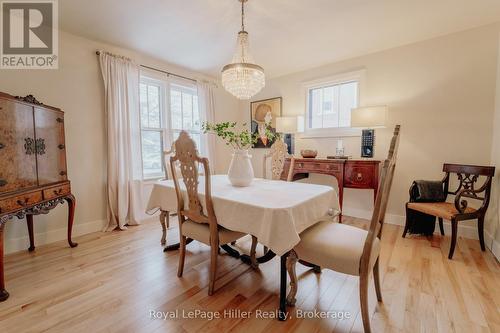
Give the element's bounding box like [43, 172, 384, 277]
[170, 131, 218, 235]
[263, 138, 294, 181]
[442, 164, 495, 215]
[360, 125, 400, 275]
[163, 143, 175, 180]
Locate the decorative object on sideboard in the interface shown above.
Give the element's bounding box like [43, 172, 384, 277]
[203, 121, 275, 187]
[275, 116, 303, 155]
[14, 94, 44, 105]
[0, 91, 77, 302]
[351, 106, 388, 158]
[300, 149, 318, 158]
[221, 0, 265, 99]
[336, 139, 345, 157]
[250, 97, 281, 148]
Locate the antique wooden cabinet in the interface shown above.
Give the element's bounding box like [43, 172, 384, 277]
[0, 92, 77, 302]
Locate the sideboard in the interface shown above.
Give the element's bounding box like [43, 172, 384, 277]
[0, 92, 77, 302]
[281, 158, 380, 221]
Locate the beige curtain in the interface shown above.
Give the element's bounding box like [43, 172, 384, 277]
[197, 81, 217, 172]
[99, 51, 143, 231]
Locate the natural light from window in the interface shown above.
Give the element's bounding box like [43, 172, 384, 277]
[307, 80, 358, 130]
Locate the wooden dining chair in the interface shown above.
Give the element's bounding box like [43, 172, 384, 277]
[158, 143, 177, 246]
[286, 125, 401, 333]
[263, 138, 295, 181]
[171, 131, 247, 295]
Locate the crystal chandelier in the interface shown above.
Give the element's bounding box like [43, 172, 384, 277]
[221, 0, 265, 100]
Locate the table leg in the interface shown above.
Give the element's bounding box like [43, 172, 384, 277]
[160, 210, 168, 245]
[279, 252, 289, 321]
[241, 249, 276, 265]
[163, 238, 193, 252]
[0, 223, 9, 302]
[220, 244, 240, 258]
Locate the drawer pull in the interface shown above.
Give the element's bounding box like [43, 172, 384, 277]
[17, 198, 30, 206]
[58, 144, 65, 149]
[356, 173, 363, 181]
[53, 188, 63, 195]
[59, 171, 67, 176]
[0, 179, 6, 187]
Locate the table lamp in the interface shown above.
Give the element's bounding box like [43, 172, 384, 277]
[351, 106, 388, 158]
[276, 116, 304, 154]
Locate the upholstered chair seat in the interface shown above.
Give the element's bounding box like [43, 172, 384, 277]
[294, 221, 380, 276]
[182, 220, 246, 246]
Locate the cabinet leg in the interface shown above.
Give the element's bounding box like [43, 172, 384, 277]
[26, 215, 35, 252]
[65, 194, 78, 248]
[0, 223, 9, 302]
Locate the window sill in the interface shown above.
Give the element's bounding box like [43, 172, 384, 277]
[299, 127, 361, 139]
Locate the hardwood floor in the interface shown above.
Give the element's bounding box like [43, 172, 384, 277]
[0, 216, 499, 333]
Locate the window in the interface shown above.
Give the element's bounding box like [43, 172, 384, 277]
[170, 83, 202, 152]
[139, 75, 202, 179]
[140, 80, 164, 179]
[308, 81, 358, 129]
[304, 71, 362, 137]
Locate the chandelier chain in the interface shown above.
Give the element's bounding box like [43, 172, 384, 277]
[241, 0, 245, 31]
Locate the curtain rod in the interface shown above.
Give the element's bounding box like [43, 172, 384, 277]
[96, 50, 197, 83]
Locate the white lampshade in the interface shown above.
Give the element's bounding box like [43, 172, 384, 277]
[276, 116, 301, 133]
[351, 106, 388, 128]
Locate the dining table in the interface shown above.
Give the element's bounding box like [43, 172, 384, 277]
[146, 174, 339, 320]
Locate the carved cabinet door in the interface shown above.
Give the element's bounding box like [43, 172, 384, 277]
[34, 107, 68, 185]
[0, 98, 38, 193]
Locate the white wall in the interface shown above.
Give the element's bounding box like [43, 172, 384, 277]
[0, 30, 236, 254]
[237, 23, 500, 244]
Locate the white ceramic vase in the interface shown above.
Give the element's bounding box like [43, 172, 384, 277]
[227, 149, 254, 187]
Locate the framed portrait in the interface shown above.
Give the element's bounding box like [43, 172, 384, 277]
[250, 97, 282, 148]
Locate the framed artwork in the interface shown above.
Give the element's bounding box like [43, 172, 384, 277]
[250, 97, 282, 148]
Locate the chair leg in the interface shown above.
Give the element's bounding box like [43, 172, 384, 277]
[373, 257, 382, 302]
[286, 250, 298, 306]
[177, 235, 186, 277]
[208, 243, 219, 296]
[448, 219, 458, 259]
[359, 273, 371, 333]
[402, 205, 410, 238]
[438, 217, 445, 236]
[478, 215, 486, 251]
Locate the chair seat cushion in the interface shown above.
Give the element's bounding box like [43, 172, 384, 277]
[407, 202, 476, 220]
[294, 221, 380, 276]
[181, 220, 246, 246]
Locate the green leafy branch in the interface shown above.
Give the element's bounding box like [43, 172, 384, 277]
[202, 121, 276, 150]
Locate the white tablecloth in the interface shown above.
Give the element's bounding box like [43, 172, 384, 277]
[146, 175, 338, 256]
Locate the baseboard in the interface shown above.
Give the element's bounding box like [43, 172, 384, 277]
[343, 206, 500, 261]
[5, 219, 106, 254]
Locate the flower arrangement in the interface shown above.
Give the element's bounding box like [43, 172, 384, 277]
[202, 121, 276, 150]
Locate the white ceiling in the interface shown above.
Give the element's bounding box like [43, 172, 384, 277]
[60, 0, 500, 78]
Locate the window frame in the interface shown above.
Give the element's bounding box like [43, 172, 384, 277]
[168, 81, 202, 154]
[139, 72, 203, 181]
[302, 70, 364, 138]
[140, 77, 167, 180]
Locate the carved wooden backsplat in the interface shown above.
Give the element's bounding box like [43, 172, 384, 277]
[174, 131, 204, 217]
[264, 139, 289, 180]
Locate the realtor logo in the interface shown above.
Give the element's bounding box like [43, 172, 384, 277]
[1, 0, 58, 69]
